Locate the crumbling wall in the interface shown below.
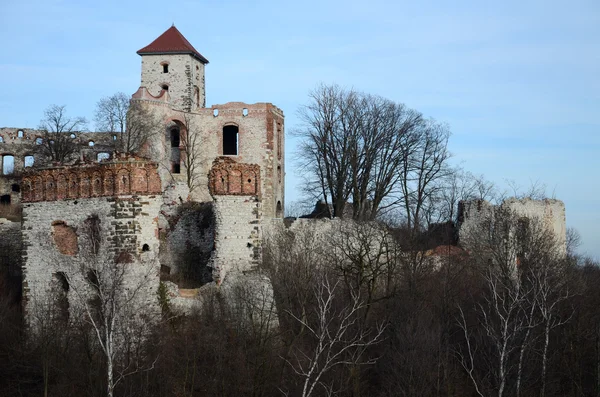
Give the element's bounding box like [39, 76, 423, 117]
[159, 201, 215, 285]
[0, 218, 23, 302]
[457, 198, 567, 254]
[211, 195, 262, 284]
[20, 160, 163, 327]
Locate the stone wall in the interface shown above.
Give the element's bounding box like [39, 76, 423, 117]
[159, 201, 214, 284]
[211, 195, 262, 284]
[140, 54, 206, 111]
[21, 194, 162, 326]
[20, 159, 163, 326]
[457, 198, 567, 254]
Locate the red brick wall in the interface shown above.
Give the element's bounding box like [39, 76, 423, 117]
[21, 159, 161, 203]
[209, 157, 260, 197]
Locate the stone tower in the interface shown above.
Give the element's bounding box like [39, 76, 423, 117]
[137, 25, 209, 111]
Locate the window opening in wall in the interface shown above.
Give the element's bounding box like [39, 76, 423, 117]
[276, 201, 283, 218]
[11, 184, 19, 193]
[170, 128, 180, 147]
[2, 155, 14, 175]
[0, 195, 10, 205]
[213, 109, 219, 117]
[223, 125, 238, 155]
[17, 130, 23, 138]
[161, 84, 169, 91]
[242, 108, 248, 117]
[142, 244, 150, 252]
[70, 133, 76, 139]
[35, 137, 42, 145]
[97, 152, 110, 162]
[163, 64, 169, 73]
[24, 155, 34, 167]
[0, 136, 3, 143]
[172, 163, 181, 174]
[113, 135, 117, 141]
[88, 141, 94, 147]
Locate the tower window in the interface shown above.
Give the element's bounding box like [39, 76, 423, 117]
[24, 155, 34, 167]
[170, 128, 180, 147]
[161, 84, 169, 91]
[17, 130, 24, 138]
[88, 141, 95, 147]
[170, 127, 181, 173]
[223, 125, 238, 155]
[163, 64, 169, 73]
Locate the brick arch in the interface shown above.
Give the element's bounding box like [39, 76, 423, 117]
[103, 170, 114, 196]
[33, 176, 43, 201]
[132, 167, 149, 193]
[214, 169, 228, 194]
[68, 173, 79, 198]
[56, 174, 67, 200]
[80, 173, 91, 198]
[242, 169, 257, 195]
[228, 169, 242, 193]
[116, 169, 131, 194]
[45, 176, 56, 201]
[22, 178, 32, 201]
[91, 171, 102, 197]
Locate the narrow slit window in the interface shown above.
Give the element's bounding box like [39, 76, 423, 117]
[163, 64, 169, 73]
[223, 125, 238, 155]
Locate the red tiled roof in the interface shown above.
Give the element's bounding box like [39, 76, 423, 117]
[137, 26, 209, 64]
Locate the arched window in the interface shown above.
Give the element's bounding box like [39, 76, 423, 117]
[17, 130, 24, 138]
[97, 152, 110, 162]
[276, 201, 283, 218]
[24, 155, 34, 167]
[223, 125, 238, 155]
[161, 84, 169, 91]
[2, 155, 14, 175]
[70, 133, 76, 139]
[88, 141, 95, 147]
[162, 64, 169, 73]
[170, 127, 181, 174]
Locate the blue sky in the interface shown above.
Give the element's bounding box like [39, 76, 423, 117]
[1, 0, 598, 258]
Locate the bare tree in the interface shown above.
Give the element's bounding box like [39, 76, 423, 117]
[37, 104, 87, 164]
[95, 92, 129, 134]
[296, 84, 429, 221]
[283, 275, 385, 397]
[61, 215, 158, 397]
[399, 119, 452, 234]
[118, 101, 162, 155]
[180, 113, 205, 192]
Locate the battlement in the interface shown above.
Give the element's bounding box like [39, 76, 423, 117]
[21, 159, 161, 202]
